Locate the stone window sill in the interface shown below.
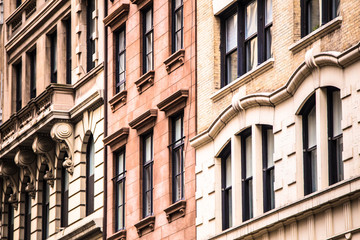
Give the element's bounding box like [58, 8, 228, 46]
[109, 90, 127, 112]
[157, 89, 188, 117]
[107, 229, 126, 240]
[210, 58, 274, 102]
[289, 16, 342, 53]
[164, 200, 186, 223]
[164, 49, 185, 74]
[135, 70, 155, 94]
[134, 216, 155, 237]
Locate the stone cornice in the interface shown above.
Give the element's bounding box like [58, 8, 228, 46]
[157, 89, 188, 116]
[190, 43, 360, 149]
[135, 71, 155, 94]
[103, 128, 129, 148]
[164, 200, 186, 223]
[163, 49, 185, 74]
[134, 216, 155, 237]
[103, 4, 129, 28]
[129, 109, 157, 134]
[109, 90, 127, 112]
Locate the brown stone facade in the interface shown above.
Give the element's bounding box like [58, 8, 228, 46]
[104, 0, 196, 239]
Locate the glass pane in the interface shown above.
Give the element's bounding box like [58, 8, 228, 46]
[119, 30, 125, 52]
[176, 31, 182, 52]
[146, 34, 153, 54]
[145, 191, 151, 216]
[332, 90, 342, 137]
[174, 117, 182, 141]
[248, 179, 253, 218]
[269, 168, 275, 209]
[225, 154, 231, 188]
[265, 0, 273, 25]
[144, 166, 152, 190]
[119, 53, 125, 73]
[175, 175, 181, 200]
[267, 129, 274, 168]
[175, 9, 182, 31]
[307, 105, 316, 148]
[145, 135, 152, 163]
[117, 152, 124, 175]
[174, 149, 181, 175]
[307, 0, 320, 33]
[175, 0, 182, 9]
[245, 1, 257, 39]
[88, 138, 95, 175]
[146, 53, 153, 71]
[227, 188, 232, 227]
[226, 50, 237, 84]
[64, 170, 69, 191]
[117, 205, 124, 230]
[245, 135, 252, 178]
[266, 27, 272, 59]
[226, 13, 237, 52]
[145, 9, 152, 32]
[337, 137, 343, 181]
[311, 149, 317, 192]
[117, 181, 124, 207]
[246, 37, 258, 72]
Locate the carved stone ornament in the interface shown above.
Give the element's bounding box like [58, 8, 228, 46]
[14, 149, 36, 167]
[0, 161, 18, 176]
[50, 122, 73, 141]
[62, 156, 74, 175]
[25, 182, 36, 199]
[8, 193, 18, 210]
[43, 170, 54, 187]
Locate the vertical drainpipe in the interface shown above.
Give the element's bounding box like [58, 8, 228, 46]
[103, 0, 108, 239]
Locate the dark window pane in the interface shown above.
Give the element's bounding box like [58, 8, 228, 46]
[245, 37, 258, 72]
[226, 50, 238, 84]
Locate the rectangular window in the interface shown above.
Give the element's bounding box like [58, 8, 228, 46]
[50, 31, 57, 83]
[221, 0, 272, 87]
[221, 144, 232, 230]
[86, 135, 95, 216]
[172, 0, 183, 53]
[115, 28, 126, 93]
[65, 17, 72, 84]
[262, 126, 275, 212]
[87, 0, 96, 71]
[143, 7, 153, 74]
[328, 88, 343, 185]
[28, 49, 36, 99]
[301, 0, 339, 37]
[142, 132, 153, 218]
[302, 95, 317, 195]
[42, 178, 50, 239]
[61, 163, 69, 227]
[115, 149, 126, 231]
[241, 129, 253, 221]
[8, 202, 14, 240]
[14, 61, 22, 112]
[171, 114, 184, 203]
[24, 191, 31, 240]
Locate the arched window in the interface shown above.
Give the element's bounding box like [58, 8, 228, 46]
[24, 177, 31, 240]
[6, 188, 14, 240]
[86, 134, 95, 216]
[42, 167, 50, 239]
[61, 153, 69, 227]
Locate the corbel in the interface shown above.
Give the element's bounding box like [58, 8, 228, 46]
[0, 161, 19, 209]
[14, 148, 37, 198]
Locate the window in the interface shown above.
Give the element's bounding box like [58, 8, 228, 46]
[7, 188, 14, 240]
[14, 61, 22, 112]
[29, 49, 36, 99]
[65, 18, 72, 85]
[86, 135, 95, 216]
[87, 0, 96, 71]
[302, 95, 317, 195]
[171, 114, 184, 203]
[220, 144, 232, 230]
[143, 7, 153, 74]
[50, 31, 57, 83]
[262, 126, 275, 212]
[221, 0, 273, 87]
[328, 88, 343, 185]
[172, 0, 183, 53]
[301, 0, 340, 37]
[115, 149, 126, 231]
[61, 154, 69, 227]
[25, 192, 31, 240]
[42, 171, 50, 239]
[142, 132, 153, 218]
[115, 28, 126, 93]
[241, 129, 253, 221]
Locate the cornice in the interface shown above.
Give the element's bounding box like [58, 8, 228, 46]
[103, 3, 129, 28]
[157, 89, 188, 116]
[129, 109, 157, 134]
[103, 128, 129, 147]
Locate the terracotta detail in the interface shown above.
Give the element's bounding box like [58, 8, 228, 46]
[134, 216, 155, 237]
[164, 200, 186, 223]
[157, 89, 188, 117]
[107, 229, 126, 240]
[164, 49, 185, 74]
[103, 4, 129, 28]
[103, 127, 129, 150]
[109, 90, 127, 113]
[128, 109, 157, 135]
[134, 71, 155, 94]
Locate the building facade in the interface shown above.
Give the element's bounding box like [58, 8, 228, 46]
[0, 0, 105, 239]
[103, 0, 196, 239]
[192, 0, 360, 240]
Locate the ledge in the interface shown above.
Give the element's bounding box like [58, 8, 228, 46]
[109, 90, 127, 112]
[130, 0, 148, 5]
[103, 4, 129, 29]
[164, 49, 185, 74]
[129, 109, 157, 135]
[134, 216, 155, 237]
[210, 58, 274, 102]
[164, 200, 186, 223]
[135, 71, 155, 94]
[289, 16, 342, 54]
[157, 89, 188, 117]
[103, 128, 129, 150]
[108, 229, 126, 240]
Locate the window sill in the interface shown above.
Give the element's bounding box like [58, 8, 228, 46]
[163, 49, 185, 74]
[289, 16, 342, 54]
[109, 90, 127, 112]
[134, 216, 155, 237]
[210, 58, 274, 102]
[164, 200, 186, 223]
[107, 229, 126, 240]
[135, 70, 155, 94]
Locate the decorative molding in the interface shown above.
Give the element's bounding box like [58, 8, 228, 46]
[135, 71, 155, 94]
[0, 160, 19, 208]
[157, 89, 188, 116]
[103, 127, 129, 149]
[134, 216, 155, 237]
[164, 200, 186, 223]
[103, 4, 129, 28]
[130, 0, 148, 5]
[109, 90, 127, 112]
[164, 49, 185, 74]
[108, 229, 126, 240]
[129, 109, 157, 135]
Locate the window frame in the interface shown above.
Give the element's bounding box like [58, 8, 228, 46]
[65, 17, 72, 85]
[86, 134, 95, 216]
[262, 125, 275, 213]
[61, 154, 69, 228]
[24, 191, 31, 240]
[142, 6, 154, 74]
[114, 148, 126, 232]
[171, 0, 184, 53]
[6, 188, 14, 240]
[42, 172, 50, 239]
[28, 49, 36, 99]
[87, 0, 96, 72]
[220, 143, 232, 230]
[50, 31, 57, 84]
[142, 131, 153, 218]
[115, 27, 126, 94]
[241, 128, 253, 221]
[14, 61, 22, 112]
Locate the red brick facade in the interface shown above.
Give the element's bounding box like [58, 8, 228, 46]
[104, 0, 196, 239]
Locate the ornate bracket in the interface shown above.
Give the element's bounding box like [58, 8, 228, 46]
[14, 148, 37, 198]
[32, 135, 55, 186]
[0, 161, 19, 209]
[134, 216, 155, 237]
